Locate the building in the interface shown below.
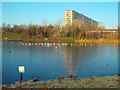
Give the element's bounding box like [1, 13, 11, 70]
[91, 29, 119, 33]
[64, 10, 98, 26]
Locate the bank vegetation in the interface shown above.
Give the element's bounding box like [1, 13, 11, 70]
[2, 19, 119, 43]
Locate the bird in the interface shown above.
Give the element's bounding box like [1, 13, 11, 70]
[33, 76, 39, 82]
[106, 64, 109, 66]
[8, 51, 12, 53]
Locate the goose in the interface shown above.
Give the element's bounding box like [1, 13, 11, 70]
[28, 43, 31, 46]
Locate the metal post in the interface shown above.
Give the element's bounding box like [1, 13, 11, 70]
[18, 66, 25, 83]
[20, 73, 23, 82]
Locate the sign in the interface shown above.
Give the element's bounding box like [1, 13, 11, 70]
[18, 66, 25, 73]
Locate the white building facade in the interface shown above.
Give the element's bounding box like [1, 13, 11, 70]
[64, 10, 98, 26]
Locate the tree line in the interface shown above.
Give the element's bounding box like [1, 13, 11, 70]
[2, 19, 118, 40]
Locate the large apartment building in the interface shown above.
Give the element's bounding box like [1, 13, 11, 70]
[64, 10, 98, 26]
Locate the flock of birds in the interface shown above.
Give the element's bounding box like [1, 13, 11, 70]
[18, 42, 93, 48]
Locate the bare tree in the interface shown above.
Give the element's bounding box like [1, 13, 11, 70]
[42, 18, 49, 26]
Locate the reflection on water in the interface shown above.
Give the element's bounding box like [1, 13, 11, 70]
[63, 46, 82, 76]
[63, 43, 118, 77]
[2, 41, 118, 84]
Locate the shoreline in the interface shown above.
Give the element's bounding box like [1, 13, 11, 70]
[2, 75, 119, 88]
[2, 33, 119, 43]
[2, 39, 119, 44]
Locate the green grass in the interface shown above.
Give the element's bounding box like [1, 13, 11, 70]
[2, 33, 24, 40]
[2, 33, 119, 43]
[59, 37, 79, 41]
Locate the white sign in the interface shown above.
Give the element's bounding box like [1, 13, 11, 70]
[18, 66, 25, 73]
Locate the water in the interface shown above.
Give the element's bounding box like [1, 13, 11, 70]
[2, 41, 118, 84]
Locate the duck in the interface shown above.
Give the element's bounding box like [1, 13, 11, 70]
[33, 76, 39, 82]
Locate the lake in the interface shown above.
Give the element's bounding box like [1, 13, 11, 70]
[2, 41, 118, 84]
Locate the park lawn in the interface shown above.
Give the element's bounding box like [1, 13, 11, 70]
[2, 33, 25, 40]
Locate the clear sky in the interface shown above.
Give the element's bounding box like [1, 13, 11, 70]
[2, 0, 119, 2]
[2, 2, 118, 29]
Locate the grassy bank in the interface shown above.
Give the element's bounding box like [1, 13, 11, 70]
[2, 75, 119, 88]
[75, 39, 119, 43]
[2, 33, 119, 43]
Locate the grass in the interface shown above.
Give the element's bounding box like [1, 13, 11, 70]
[2, 33, 119, 43]
[59, 37, 79, 41]
[2, 33, 24, 40]
[75, 39, 119, 43]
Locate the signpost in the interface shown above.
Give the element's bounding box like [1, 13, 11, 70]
[18, 66, 25, 82]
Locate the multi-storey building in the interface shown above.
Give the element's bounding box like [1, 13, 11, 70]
[64, 10, 98, 26]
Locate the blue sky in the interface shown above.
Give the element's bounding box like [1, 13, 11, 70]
[2, 0, 119, 2]
[2, 2, 118, 29]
